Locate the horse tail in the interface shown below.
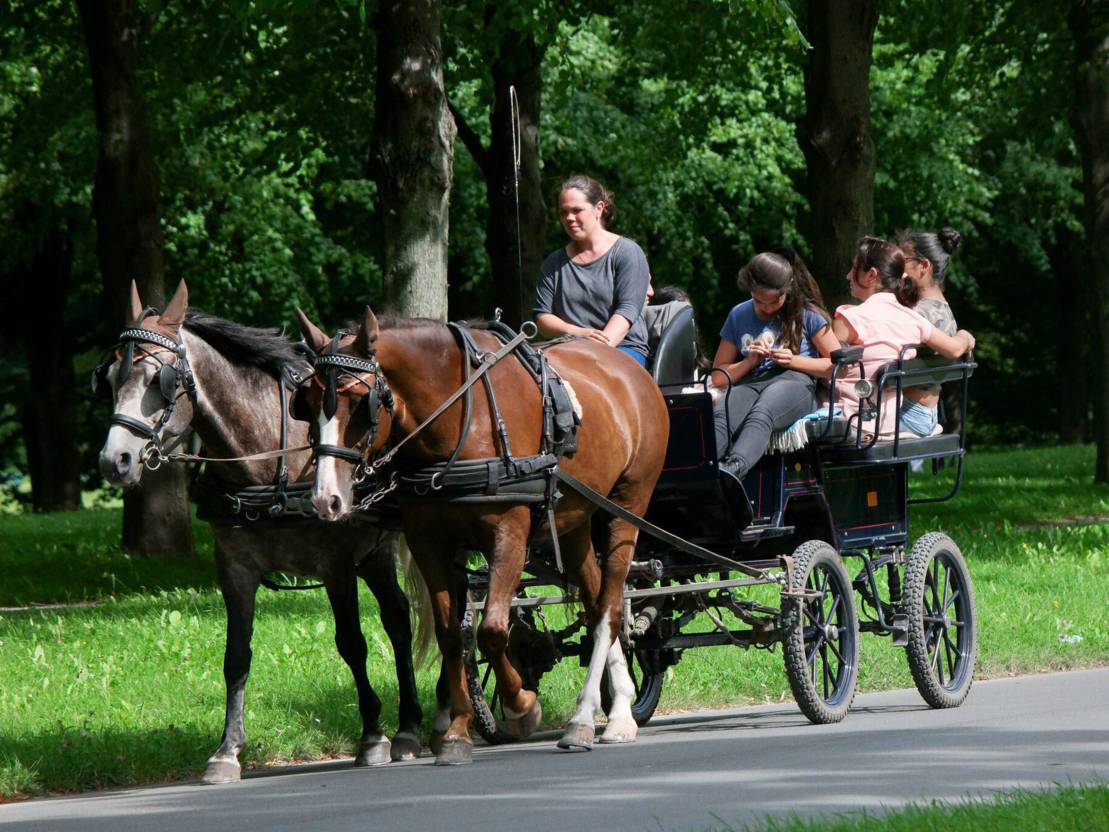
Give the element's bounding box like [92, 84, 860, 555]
[398, 535, 437, 668]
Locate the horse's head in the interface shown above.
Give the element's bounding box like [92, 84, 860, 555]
[295, 306, 394, 521]
[97, 280, 196, 487]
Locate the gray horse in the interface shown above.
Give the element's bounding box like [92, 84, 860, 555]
[97, 281, 433, 783]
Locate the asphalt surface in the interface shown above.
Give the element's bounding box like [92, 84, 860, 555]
[3, 668, 1107, 832]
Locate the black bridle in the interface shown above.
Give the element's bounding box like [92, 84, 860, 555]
[92, 314, 196, 466]
[300, 333, 394, 470]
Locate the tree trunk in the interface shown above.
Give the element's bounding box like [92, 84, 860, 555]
[1047, 229, 1090, 443]
[1069, 0, 1109, 481]
[77, 0, 195, 557]
[371, 0, 454, 321]
[798, 0, 879, 305]
[20, 227, 82, 513]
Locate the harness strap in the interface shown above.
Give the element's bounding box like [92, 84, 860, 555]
[370, 327, 530, 472]
[553, 469, 773, 582]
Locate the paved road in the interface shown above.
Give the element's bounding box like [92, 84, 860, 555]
[4, 668, 1107, 832]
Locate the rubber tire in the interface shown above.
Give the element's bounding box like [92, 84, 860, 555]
[461, 604, 518, 745]
[903, 532, 977, 708]
[781, 540, 860, 724]
[600, 646, 664, 727]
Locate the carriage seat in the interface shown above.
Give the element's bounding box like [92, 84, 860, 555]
[646, 303, 697, 385]
[804, 352, 975, 464]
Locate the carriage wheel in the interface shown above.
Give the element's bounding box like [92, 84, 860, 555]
[461, 593, 558, 745]
[903, 532, 976, 708]
[781, 540, 860, 724]
[600, 644, 665, 727]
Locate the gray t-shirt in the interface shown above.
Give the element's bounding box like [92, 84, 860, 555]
[914, 298, 958, 395]
[534, 237, 651, 357]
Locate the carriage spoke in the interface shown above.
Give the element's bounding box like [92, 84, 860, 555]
[943, 588, 961, 613]
[941, 564, 952, 611]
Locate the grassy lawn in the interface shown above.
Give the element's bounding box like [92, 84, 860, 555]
[1, 444, 1107, 799]
[705, 782, 1109, 832]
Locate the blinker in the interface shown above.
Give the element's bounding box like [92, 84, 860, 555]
[158, 363, 178, 402]
[119, 341, 135, 384]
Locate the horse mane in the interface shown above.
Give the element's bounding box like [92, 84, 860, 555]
[183, 309, 306, 378]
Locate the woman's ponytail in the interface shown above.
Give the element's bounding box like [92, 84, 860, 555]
[895, 273, 919, 307]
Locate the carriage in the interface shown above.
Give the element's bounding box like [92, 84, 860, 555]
[96, 285, 978, 770]
[460, 306, 977, 742]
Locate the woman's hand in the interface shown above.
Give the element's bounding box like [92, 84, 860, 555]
[956, 329, 975, 354]
[575, 326, 611, 345]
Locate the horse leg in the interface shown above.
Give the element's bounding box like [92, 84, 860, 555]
[556, 524, 606, 751]
[597, 516, 642, 744]
[322, 575, 391, 767]
[476, 515, 541, 738]
[361, 538, 423, 761]
[430, 567, 464, 757]
[202, 550, 259, 784]
[405, 531, 474, 766]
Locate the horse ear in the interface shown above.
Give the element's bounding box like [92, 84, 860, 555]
[159, 280, 188, 329]
[129, 280, 144, 324]
[296, 308, 331, 353]
[354, 306, 379, 356]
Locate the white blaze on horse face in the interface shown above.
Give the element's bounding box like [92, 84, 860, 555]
[569, 610, 613, 727]
[313, 409, 352, 519]
[99, 364, 157, 486]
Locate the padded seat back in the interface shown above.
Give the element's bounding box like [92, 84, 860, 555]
[647, 304, 697, 385]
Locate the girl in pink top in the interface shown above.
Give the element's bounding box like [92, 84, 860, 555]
[832, 237, 975, 437]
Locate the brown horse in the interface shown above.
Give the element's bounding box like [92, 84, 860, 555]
[97, 282, 435, 782]
[296, 306, 669, 764]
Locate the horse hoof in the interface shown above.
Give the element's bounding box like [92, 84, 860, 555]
[599, 718, 638, 744]
[556, 722, 594, 751]
[390, 731, 422, 761]
[429, 730, 446, 757]
[434, 738, 473, 766]
[200, 757, 241, 784]
[501, 699, 543, 739]
[355, 736, 392, 767]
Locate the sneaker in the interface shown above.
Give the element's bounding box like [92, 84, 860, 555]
[719, 456, 744, 478]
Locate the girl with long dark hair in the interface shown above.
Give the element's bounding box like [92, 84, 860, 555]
[712, 249, 839, 478]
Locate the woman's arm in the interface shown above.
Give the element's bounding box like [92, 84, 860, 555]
[924, 327, 975, 359]
[601, 313, 632, 346]
[536, 313, 609, 344]
[710, 339, 760, 388]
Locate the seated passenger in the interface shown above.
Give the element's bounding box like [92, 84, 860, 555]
[711, 249, 839, 478]
[898, 226, 964, 436]
[833, 236, 975, 437]
[642, 285, 710, 374]
[534, 174, 651, 368]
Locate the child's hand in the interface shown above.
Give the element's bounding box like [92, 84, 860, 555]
[768, 348, 796, 367]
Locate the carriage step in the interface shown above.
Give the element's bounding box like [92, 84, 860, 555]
[891, 614, 909, 646]
[739, 524, 795, 543]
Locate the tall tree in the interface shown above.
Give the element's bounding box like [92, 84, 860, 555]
[1070, 0, 1109, 481]
[371, 0, 454, 320]
[77, 0, 194, 557]
[18, 226, 82, 512]
[798, 0, 879, 302]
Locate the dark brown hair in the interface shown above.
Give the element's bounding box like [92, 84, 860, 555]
[558, 174, 616, 227]
[737, 248, 829, 352]
[854, 236, 917, 307]
[896, 227, 962, 290]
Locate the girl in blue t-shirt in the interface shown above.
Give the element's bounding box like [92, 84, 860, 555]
[711, 249, 838, 478]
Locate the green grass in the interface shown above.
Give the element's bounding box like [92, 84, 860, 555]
[701, 782, 1109, 832]
[0, 444, 1107, 800]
